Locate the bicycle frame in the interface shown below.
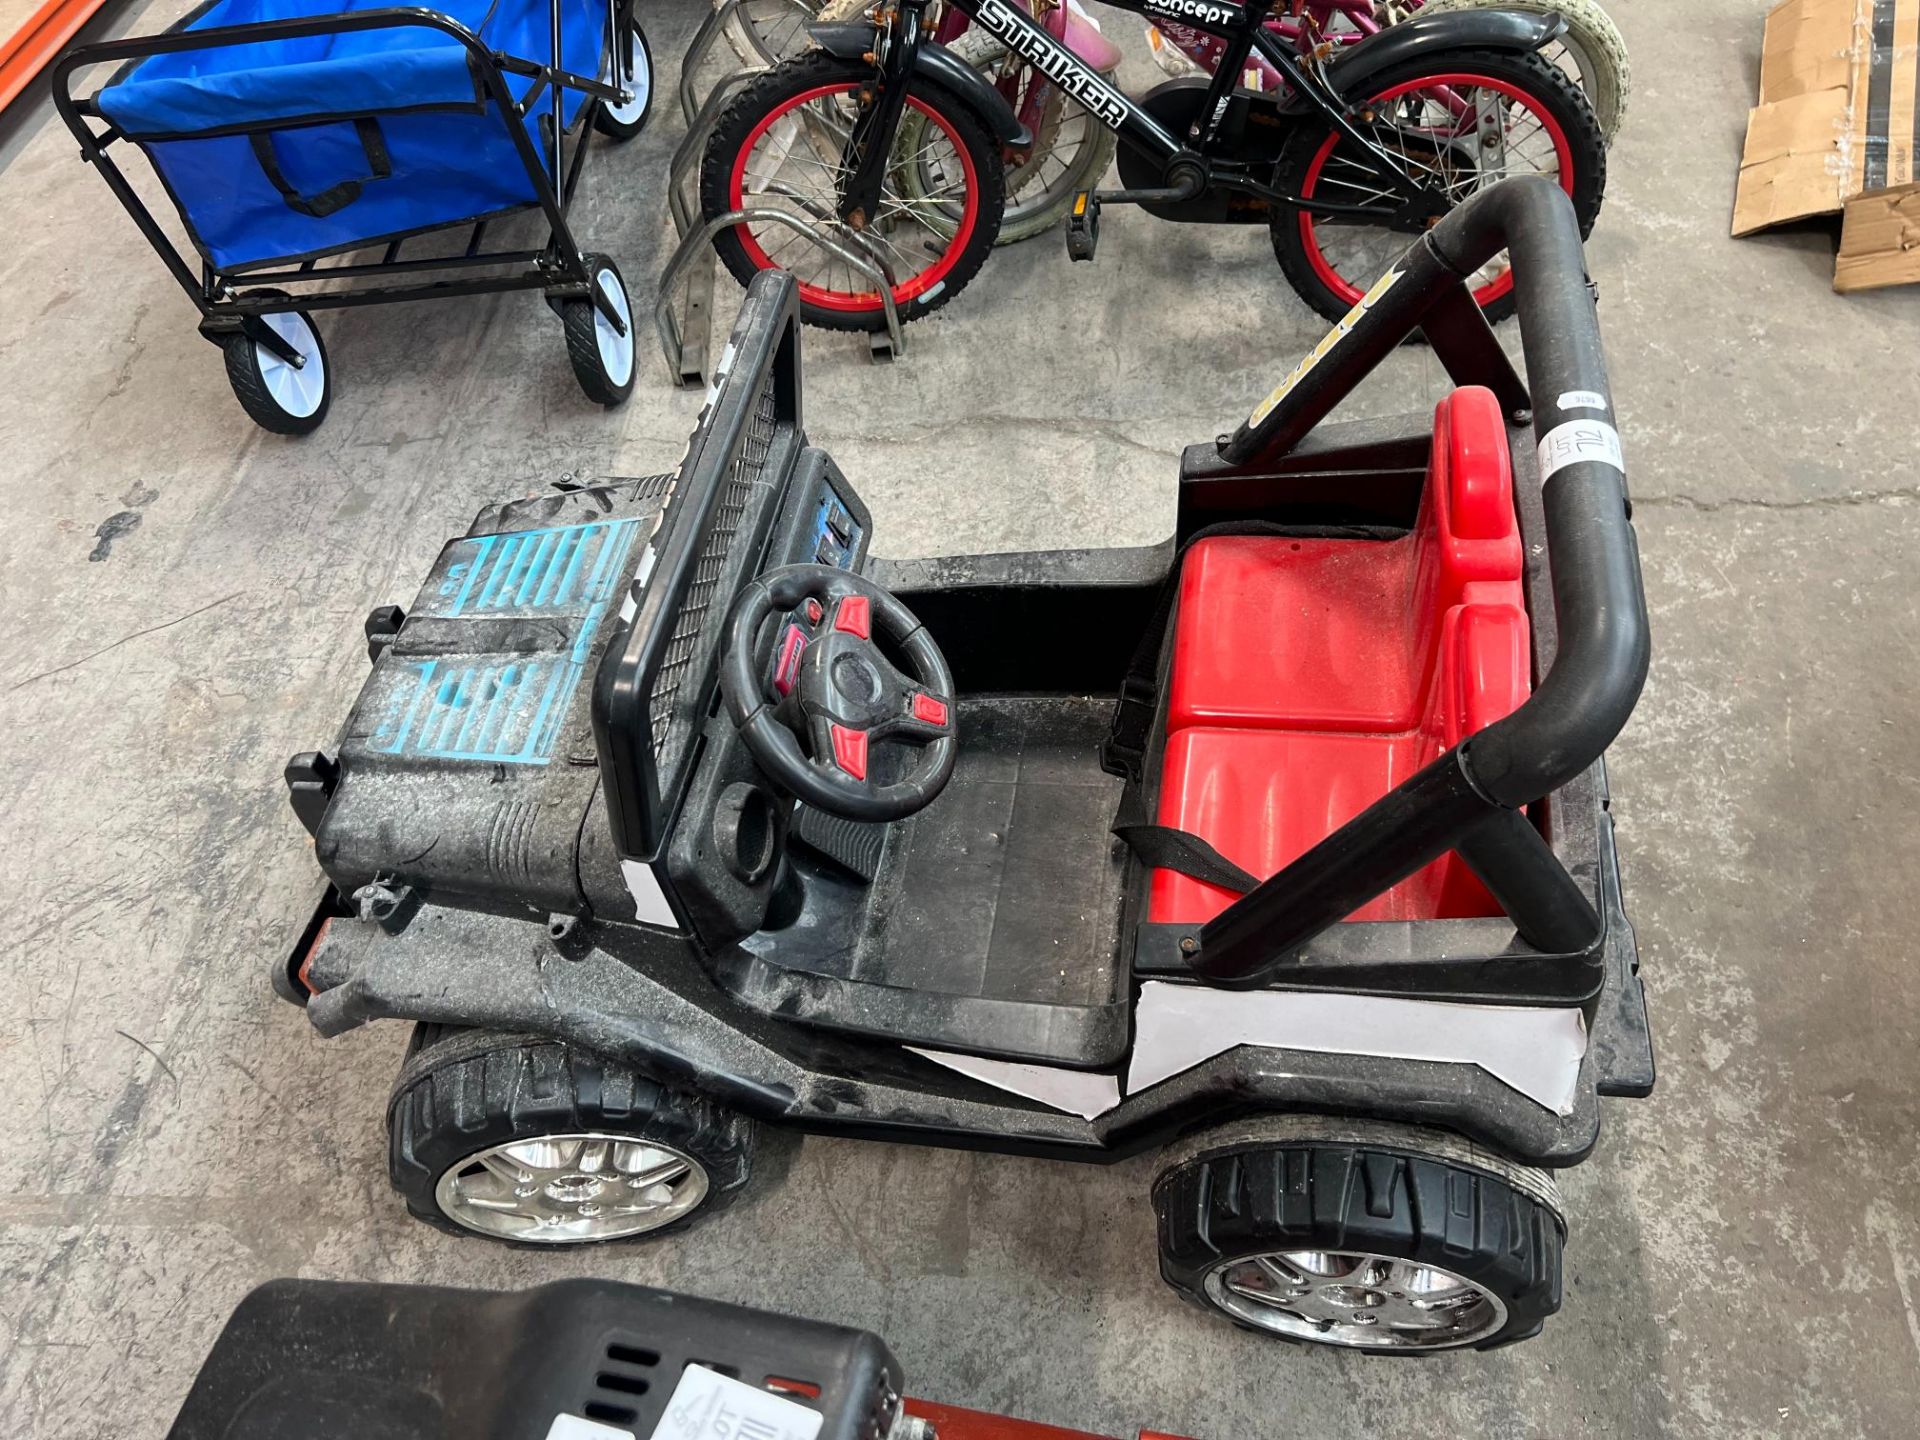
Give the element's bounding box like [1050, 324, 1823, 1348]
[839, 0, 1437, 225]
[1157, 0, 1394, 93]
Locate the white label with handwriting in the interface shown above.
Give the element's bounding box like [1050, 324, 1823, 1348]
[1536, 419, 1624, 484]
[647, 1366, 825, 1440]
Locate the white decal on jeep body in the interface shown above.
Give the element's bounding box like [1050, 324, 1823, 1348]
[972, 0, 1131, 128]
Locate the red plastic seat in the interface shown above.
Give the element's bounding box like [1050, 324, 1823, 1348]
[1164, 386, 1524, 734]
[1147, 388, 1533, 928]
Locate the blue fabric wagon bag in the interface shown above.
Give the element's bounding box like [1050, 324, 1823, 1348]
[97, 0, 606, 271]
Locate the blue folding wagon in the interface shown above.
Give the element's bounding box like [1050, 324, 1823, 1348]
[54, 0, 654, 433]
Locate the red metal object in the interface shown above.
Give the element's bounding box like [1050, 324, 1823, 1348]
[903, 1396, 1195, 1440]
[0, 0, 110, 114]
[295, 916, 329, 997]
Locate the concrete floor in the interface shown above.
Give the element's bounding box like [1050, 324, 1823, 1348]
[2, 0, 1918, 1434]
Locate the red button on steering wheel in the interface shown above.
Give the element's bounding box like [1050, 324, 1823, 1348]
[720, 564, 957, 822]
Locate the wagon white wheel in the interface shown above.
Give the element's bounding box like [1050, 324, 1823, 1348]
[222, 304, 330, 436]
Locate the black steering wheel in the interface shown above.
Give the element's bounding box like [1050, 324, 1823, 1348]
[720, 564, 957, 822]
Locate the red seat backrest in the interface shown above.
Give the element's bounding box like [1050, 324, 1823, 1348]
[1164, 387, 1523, 736]
[1404, 387, 1525, 706]
[1147, 388, 1535, 927]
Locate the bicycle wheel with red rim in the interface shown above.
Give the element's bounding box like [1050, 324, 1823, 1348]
[1270, 49, 1605, 326]
[699, 52, 1006, 333]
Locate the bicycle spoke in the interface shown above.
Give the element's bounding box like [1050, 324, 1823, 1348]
[729, 78, 979, 307]
[1299, 73, 1575, 308]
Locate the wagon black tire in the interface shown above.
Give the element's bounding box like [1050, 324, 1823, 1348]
[222, 295, 330, 435]
[699, 51, 1005, 333]
[593, 16, 654, 141]
[1152, 1117, 1565, 1352]
[388, 1025, 760, 1246]
[1271, 48, 1605, 326]
[560, 254, 637, 406]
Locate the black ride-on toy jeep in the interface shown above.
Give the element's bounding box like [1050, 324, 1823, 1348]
[276, 176, 1653, 1354]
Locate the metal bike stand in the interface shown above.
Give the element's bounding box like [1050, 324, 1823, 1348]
[656, 209, 904, 385]
[658, 0, 905, 385]
[679, 0, 762, 124]
[662, 11, 763, 379]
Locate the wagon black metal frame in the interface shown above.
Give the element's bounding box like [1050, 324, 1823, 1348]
[51, 1, 642, 361]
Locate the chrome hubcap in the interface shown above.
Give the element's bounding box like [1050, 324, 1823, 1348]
[1204, 1249, 1507, 1349]
[435, 1132, 707, 1243]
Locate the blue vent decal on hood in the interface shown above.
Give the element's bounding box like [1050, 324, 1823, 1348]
[370, 517, 644, 764]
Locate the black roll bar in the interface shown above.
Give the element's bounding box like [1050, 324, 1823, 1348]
[1191, 177, 1651, 987]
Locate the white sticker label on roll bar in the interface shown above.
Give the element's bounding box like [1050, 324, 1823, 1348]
[1557, 389, 1607, 412]
[1536, 419, 1624, 485]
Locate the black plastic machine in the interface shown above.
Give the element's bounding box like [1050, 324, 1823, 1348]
[165, 1278, 1193, 1439]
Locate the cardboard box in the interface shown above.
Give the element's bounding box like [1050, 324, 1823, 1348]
[1732, 0, 1920, 291]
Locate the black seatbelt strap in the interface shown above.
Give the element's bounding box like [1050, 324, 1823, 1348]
[1098, 572, 1182, 781]
[1113, 821, 1260, 894]
[1109, 785, 1258, 892]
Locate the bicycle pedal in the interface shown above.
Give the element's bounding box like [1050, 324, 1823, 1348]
[1065, 190, 1100, 262]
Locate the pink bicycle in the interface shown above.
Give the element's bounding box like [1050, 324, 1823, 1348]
[702, 0, 1606, 327]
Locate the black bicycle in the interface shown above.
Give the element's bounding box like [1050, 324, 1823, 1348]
[698, 0, 1605, 331]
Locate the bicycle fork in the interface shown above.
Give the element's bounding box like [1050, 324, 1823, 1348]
[835, 1, 928, 230]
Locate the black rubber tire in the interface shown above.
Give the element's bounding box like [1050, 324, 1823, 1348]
[1270, 49, 1606, 326]
[387, 1025, 760, 1246]
[592, 16, 654, 141]
[1152, 1118, 1565, 1351]
[698, 51, 1005, 333]
[221, 292, 330, 435]
[560, 254, 637, 407]
[1416, 0, 1631, 143]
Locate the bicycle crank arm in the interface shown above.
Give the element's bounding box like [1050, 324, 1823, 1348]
[1067, 164, 1207, 262]
[1089, 158, 1208, 210]
[1089, 182, 1200, 207]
